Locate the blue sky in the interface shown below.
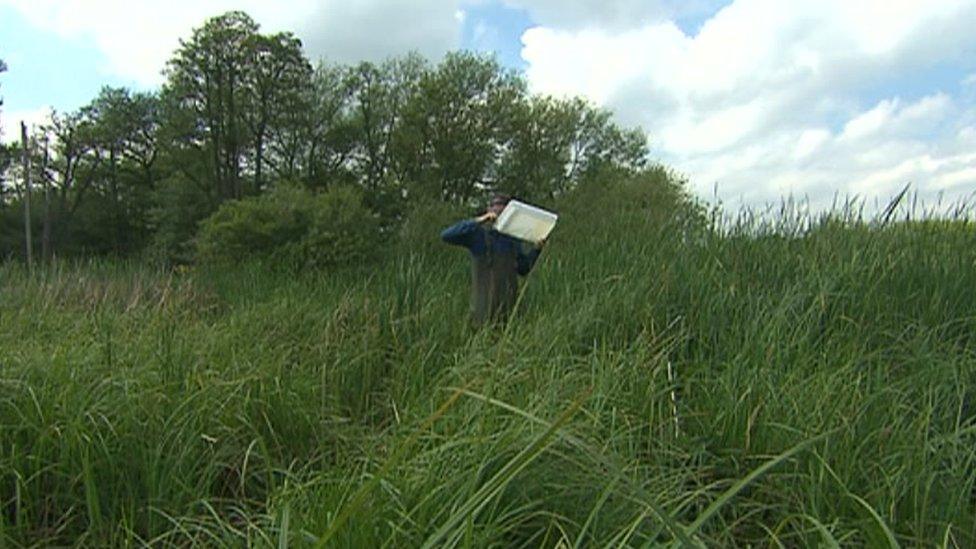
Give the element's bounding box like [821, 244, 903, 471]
[458, 1, 729, 70]
[0, 1, 537, 115]
[2, 0, 975, 208]
[0, 0, 741, 122]
[1, 3, 149, 138]
[460, 2, 534, 70]
[1, 5, 109, 124]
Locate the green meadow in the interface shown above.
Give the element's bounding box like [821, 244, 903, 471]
[2, 174, 975, 547]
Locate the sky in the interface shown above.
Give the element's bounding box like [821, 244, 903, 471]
[2, 0, 975, 210]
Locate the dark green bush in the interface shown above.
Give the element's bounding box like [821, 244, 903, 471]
[554, 166, 706, 245]
[397, 197, 466, 250]
[195, 184, 381, 269]
[284, 186, 382, 269]
[148, 173, 217, 264]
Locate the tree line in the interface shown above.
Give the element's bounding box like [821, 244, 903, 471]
[0, 11, 651, 262]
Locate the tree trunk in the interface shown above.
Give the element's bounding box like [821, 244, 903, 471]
[20, 122, 33, 270]
[42, 138, 52, 262]
[255, 128, 264, 193]
[110, 147, 124, 253]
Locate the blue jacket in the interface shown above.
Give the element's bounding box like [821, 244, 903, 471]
[441, 219, 542, 324]
[440, 220, 541, 275]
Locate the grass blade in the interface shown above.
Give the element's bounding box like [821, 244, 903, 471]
[313, 382, 471, 547]
[681, 429, 834, 541]
[849, 493, 900, 548]
[420, 389, 590, 549]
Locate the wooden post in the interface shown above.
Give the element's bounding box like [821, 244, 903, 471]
[41, 136, 51, 262]
[20, 121, 33, 271]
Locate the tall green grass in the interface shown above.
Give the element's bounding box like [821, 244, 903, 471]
[2, 181, 975, 546]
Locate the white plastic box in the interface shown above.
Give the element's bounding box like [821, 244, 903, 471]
[494, 199, 558, 244]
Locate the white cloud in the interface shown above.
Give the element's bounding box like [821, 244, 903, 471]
[840, 99, 898, 142]
[0, 0, 463, 86]
[3, 0, 975, 210]
[793, 129, 830, 161]
[502, 0, 729, 31]
[932, 163, 976, 191]
[521, 0, 976, 209]
[297, 0, 461, 65]
[678, 94, 975, 208]
[522, 23, 687, 105]
[0, 106, 52, 144]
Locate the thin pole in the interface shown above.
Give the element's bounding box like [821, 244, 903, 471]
[667, 360, 680, 438]
[42, 135, 51, 262]
[20, 121, 33, 271]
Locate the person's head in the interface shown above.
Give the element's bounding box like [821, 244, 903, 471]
[488, 193, 511, 216]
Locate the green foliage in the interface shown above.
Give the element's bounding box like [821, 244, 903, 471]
[195, 184, 380, 269]
[148, 172, 215, 264]
[556, 166, 707, 248]
[498, 97, 648, 201]
[396, 52, 526, 203]
[284, 185, 382, 269]
[0, 12, 655, 260]
[0, 142, 15, 206]
[397, 196, 466, 251]
[0, 198, 28, 259]
[195, 185, 306, 264]
[163, 10, 259, 201]
[3, 187, 976, 546]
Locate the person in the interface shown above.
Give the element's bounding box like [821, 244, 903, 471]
[441, 194, 546, 326]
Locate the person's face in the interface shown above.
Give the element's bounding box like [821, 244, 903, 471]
[488, 200, 508, 215]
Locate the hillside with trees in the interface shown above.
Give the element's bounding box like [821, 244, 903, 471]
[4, 10, 972, 549]
[0, 11, 670, 265]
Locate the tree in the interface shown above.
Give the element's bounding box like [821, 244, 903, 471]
[563, 98, 647, 179]
[0, 142, 14, 206]
[291, 63, 357, 189]
[20, 108, 103, 256]
[82, 87, 161, 253]
[346, 55, 426, 189]
[0, 11, 660, 259]
[499, 97, 648, 200]
[497, 96, 578, 200]
[0, 58, 10, 206]
[164, 11, 259, 201]
[240, 32, 311, 193]
[149, 92, 221, 262]
[341, 54, 427, 219]
[396, 52, 526, 203]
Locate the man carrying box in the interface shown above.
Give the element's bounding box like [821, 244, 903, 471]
[441, 194, 549, 326]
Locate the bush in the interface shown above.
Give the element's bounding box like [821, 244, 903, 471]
[195, 184, 381, 269]
[285, 186, 382, 269]
[397, 197, 466, 250]
[554, 166, 706, 244]
[148, 173, 217, 264]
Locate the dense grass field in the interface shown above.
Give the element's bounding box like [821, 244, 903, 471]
[2, 180, 975, 547]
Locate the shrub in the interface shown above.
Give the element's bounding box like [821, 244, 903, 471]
[148, 173, 217, 264]
[195, 184, 381, 269]
[195, 185, 309, 264]
[285, 185, 382, 269]
[554, 166, 706, 246]
[397, 197, 466, 250]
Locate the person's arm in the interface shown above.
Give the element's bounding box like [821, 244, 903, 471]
[516, 240, 544, 276]
[442, 213, 494, 248]
[441, 219, 479, 248]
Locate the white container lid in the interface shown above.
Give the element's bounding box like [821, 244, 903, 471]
[494, 199, 558, 243]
